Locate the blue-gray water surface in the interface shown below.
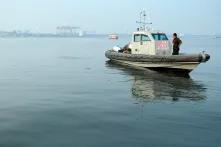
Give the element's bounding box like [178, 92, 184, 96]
[0, 36, 220, 147]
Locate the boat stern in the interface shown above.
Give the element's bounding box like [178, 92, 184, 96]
[200, 52, 210, 62]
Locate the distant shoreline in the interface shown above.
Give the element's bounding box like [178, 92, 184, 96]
[0, 31, 219, 39]
[0, 33, 130, 38]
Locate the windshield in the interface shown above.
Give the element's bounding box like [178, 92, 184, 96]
[152, 33, 168, 41]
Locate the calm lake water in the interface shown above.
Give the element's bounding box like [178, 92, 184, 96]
[0, 36, 220, 147]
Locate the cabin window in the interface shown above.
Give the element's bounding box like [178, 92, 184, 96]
[134, 34, 141, 42]
[141, 35, 151, 41]
[152, 33, 168, 41]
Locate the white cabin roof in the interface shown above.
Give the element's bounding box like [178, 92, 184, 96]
[133, 30, 166, 35]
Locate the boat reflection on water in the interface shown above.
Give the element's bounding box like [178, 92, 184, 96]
[106, 61, 207, 102]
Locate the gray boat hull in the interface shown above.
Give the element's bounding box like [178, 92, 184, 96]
[105, 50, 210, 73]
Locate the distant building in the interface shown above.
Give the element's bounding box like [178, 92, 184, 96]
[56, 26, 83, 37]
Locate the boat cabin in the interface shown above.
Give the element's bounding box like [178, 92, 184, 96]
[130, 31, 172, 56]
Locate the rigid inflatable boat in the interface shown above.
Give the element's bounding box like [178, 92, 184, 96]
[105, 11, 210, 74]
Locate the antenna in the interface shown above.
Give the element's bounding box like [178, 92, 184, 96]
[136, 11, 152, 31]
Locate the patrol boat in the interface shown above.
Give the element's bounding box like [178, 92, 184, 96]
[105, 11, 210, 74]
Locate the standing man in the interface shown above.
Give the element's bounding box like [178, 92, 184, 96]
[172, 33, 182, 55]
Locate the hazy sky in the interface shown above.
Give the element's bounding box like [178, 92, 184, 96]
[0, 0, 220, 34]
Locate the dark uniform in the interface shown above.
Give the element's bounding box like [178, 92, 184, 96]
[172, 37, 182, 55]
